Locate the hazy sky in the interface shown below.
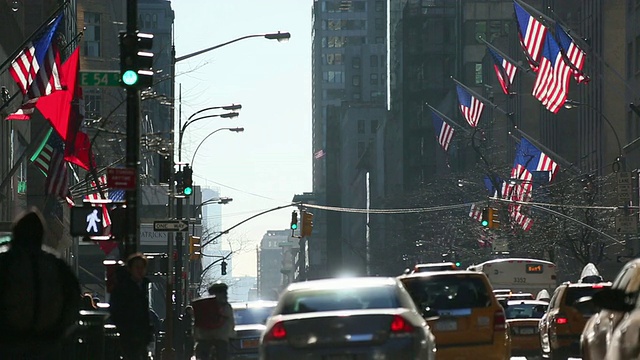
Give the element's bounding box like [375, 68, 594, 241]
[172, 0, 313, 277]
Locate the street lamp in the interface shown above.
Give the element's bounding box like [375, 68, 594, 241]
[190, 127, 245, 166]
[178, 111, 240, 161]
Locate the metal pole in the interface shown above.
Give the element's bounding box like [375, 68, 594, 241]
[124, 0, 139, 258]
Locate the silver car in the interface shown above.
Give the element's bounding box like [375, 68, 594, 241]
[259, 277, 437, 360]
[230, 300, 278, 359]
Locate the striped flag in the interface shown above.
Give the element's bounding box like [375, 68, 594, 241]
[514, 1, 547, 72]
[7, 14, 64, 120]
[555, 23, 589, 84]
[487, 47, 517, 95]
[431, 110, 454, 152]
[30, 128, 71, 202]
[532, 32, 570, 113]
[456, 85, 484, 128]
[314, 149, 326, 159]
[514, 138, 559, 181]
[469, 204, 483, 222]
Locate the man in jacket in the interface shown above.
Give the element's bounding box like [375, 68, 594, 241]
[194, 282, 235, 360]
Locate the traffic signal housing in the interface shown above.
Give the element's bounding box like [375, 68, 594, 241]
[119, 31, 154, 88]
[221, 260, 228, 276]
[189, 236, 201, 260]
[301, 210, 314, 237]
[290, 211, 298, 230]
[481, 207, 500, 229]
[182, 165, 193, 196]
[175, 170, 184, 195]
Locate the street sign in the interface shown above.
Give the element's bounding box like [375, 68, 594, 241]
[70, 206, 104, 236]
[615, 215, 638, 234]
[107, 167, 136, 190]
[80, 71, 120, 87]
[153, 220, 188, 232]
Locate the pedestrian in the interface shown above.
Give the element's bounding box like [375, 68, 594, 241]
[0, 207, 81, 359]
[194, 282, 235, 360]
[109, 252, 153, 360]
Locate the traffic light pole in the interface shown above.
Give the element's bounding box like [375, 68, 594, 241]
[124, 0, 139, 258]
[175, 195, 184, 316]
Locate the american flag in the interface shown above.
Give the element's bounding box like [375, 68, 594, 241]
[456, 85, 484, 128]
[314, 149, 326, 159]
[514, 138, 559, 181]
[532, 32, 569, 113]
[431, 110, 454, 152]
[469, 204, 483, 222]
[514, 1, 547, 72]
[7, 14, 64, 120]
[511, 209, 533, 231]
[487, 47, 517, 95]
[555, 23, 589, 84]
[31, 128, 71, 203]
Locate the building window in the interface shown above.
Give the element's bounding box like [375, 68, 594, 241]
[370, 73, 378, 85]
[352, 57, 361, 69]
[375, 18, 384, 31]
[323, 71, 344, 83]
[475, 63, 483, 85]
[84, 89, 102, 119]
[371, 120, 379, 133]
[352, 75, 361, 86]
[83, 12, 101, 57]
[370, 55, 378, 67]
[357, 119, 365, 134]
[375, 1, 383, 11]
[353, 92, 361, 101]
[375, 37, 384, 44]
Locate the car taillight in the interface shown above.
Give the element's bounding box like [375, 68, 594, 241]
[390, 315, 414, 333]
[555, 317, 568, 325]
[494, 310, 506, 331]
[592, 284, 604, 289]
[263, 321, 287, 342]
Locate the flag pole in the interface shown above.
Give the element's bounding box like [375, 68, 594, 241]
[425, 102, 471, 135]
[0, 0, 70, 73]
[513, 128, 582, 176]
[479, 38, 534, 75]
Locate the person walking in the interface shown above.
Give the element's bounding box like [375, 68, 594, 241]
[0, 208, 81, 359]
[109, 252, 153, 360]
[194, 282, 235, 360]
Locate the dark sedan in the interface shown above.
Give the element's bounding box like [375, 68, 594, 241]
[259, 277, 436, 360]
[230, 300, 278, 360]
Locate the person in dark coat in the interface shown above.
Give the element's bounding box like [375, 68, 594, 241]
[109, 252, 153, 360]
[0, 208, 81, 359]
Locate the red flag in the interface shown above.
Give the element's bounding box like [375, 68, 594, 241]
[35, 48, 92, 170]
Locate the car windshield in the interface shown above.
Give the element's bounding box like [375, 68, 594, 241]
[233, 306, 275, 325]
[505, 303, 547, 319]
[401, 276, 491, 310]
[279, 285, 400, 314]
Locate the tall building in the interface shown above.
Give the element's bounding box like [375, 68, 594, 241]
[310, 0, 388, 278]
[258, 229, 296, 300]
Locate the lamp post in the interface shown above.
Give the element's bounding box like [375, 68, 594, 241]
[163, 31, 289, 359]
[178, 110, 240, 161]
[190, 127, 245, 166]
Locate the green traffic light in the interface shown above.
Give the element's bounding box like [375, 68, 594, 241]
[122, 70, 138, 86]
[481, 220, 489, 227]
[291, 223, 298, 230]
[455, 262, 461, 267]
[184, 186, 193, 196]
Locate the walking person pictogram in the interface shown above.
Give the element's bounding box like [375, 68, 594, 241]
[86, 209, 100, 233]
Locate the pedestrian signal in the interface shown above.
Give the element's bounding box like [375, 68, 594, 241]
[70, 206, 104, 237]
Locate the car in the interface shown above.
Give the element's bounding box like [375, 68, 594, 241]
[496, 293, 535, 302]
[582, 258, 640, 360]
[398, 270, 511, 360]
[494, 289, 513, 297]
[539, 280, 611, 360]
[505, 299, 549, 358]
[259, 277, 437, 360]
[229, 300, 278, 359]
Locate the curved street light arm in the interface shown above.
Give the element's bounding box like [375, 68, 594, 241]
[190, 127, 244, 166]
[187, 104, 242, 123]
[174, 32, 291, 63]
[178, 113, 240, 161]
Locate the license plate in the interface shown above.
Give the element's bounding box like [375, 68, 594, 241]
[435, 319, 458, 331]
[519, 327, 535, 335]
[241, 338, 259, 349]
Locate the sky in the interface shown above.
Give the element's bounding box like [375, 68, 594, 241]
[172, 0, 313, 277]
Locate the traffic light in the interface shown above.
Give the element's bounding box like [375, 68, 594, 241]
[119, 31, 154, 88]
[175, 170, 184, 195]
[301, 210, 314, 237]
[183, 165, 193, 196]
[481, 207, 500, 229]
[455, 261, 462, 267]
[189, 236, 201, 260]
[290, 211, 298, 230]
[221, 260, 228, 276]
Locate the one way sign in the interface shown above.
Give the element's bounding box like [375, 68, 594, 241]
[153, 220, 188, 232]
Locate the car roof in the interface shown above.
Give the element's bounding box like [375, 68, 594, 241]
[414, 262, 456, 268]
[560, 281, 612, 288]
[230, 300, 278, 309]
[507, 299, 549, 306]
[285, 276, 399, 292]
[398, 270, 484, 279]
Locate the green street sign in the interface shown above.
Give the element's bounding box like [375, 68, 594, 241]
[80, 71, 121, 87]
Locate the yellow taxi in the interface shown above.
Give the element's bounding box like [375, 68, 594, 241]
[505, 299, 548, 357]
[399, 270, 511, 359]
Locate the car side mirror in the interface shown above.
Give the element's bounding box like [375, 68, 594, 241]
[591, 288, 635, 312]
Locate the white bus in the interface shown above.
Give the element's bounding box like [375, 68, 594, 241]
[467, 258, 557, 294]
